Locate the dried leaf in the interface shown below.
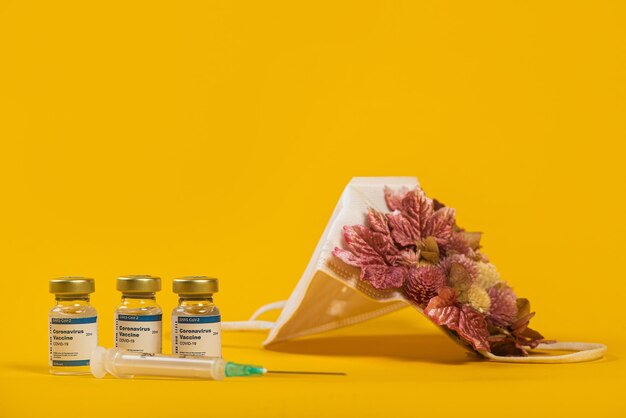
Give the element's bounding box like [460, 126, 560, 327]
[449, 264, 473, 289]
[332, 248, 364, 267]
[442, 254, 477, 290]
[338, 226, 382, 265]
[421, 251, 440, 264]
[458, 231, 482, 250]
[433, 198, 446, 211]
[425, 287, 490, 351]
[422, 207, 455, 245]
[418, 236, 440, 263]
[384, 186, 409, 211]
[367, 208, 389, 235]
[489, 338, 528, 357]
[385, 189, 455, 252]
[516, 298, 531, 319]
[332, 224, 406, 289]
[387, 211, 419, 247]
[362, 265, 407, 289]
[428, 286, 457, 306]
[401, 190, 434, 237]
[521, 327, 544, 341]
[511, 312, 535, 334]
[422, 236, 439, 253]
[369, 230, 401, 265]
[343, 225, 398, 264]
[399, 249, 420, 266]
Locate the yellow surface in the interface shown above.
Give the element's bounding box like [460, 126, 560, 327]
[0, 1, 625, 417]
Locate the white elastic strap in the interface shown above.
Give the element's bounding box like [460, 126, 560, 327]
[222, 301, 287, 331]
[482, 341, 607, 363]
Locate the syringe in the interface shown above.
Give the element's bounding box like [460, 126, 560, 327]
[90, 347, 345, 380]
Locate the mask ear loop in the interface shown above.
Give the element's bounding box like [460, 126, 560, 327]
[481, 341, 607, 363]
[222, 301, 287, 331]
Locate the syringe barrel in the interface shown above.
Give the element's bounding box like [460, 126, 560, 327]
[90, 347, 226, 380]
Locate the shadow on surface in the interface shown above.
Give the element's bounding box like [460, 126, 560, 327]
[267, 333, 476, 364]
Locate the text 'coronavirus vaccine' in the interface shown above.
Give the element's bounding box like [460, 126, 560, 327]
[49, 277, 98, 375]
[172, 276, 221, 357]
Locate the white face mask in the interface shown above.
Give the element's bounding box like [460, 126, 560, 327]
[224, 177, 606, 364]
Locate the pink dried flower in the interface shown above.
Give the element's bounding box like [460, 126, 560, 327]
[404, 265, 447, 307]
[446, 233, 472, 256]
[487, 284, 518, 327]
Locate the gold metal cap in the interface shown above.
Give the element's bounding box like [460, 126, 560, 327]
[116, 275, 161, 293]
[49, 277, 95, 295]
[173, 276, 218, 295]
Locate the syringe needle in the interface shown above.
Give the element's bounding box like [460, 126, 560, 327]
[265, 370, 346, 376]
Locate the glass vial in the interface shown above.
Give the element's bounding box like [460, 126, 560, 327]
[172, 276, 221, 357]
[48, 277, 98, 375]
[114, 275, 162, 353]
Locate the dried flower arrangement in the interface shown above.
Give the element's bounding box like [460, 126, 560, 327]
[333, 187, 547, 356]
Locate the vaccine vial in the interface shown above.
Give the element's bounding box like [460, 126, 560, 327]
[48, 277, 98, 375]
[172, 276, 221, 357]
[114, 275, 162, 353]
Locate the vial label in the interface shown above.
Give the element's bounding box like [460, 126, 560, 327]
[172, 315, 221, 357]
[49, 316, 98, 366]
[115, 314, 162, 353]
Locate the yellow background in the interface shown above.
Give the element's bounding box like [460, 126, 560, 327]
[0, 1, 625, 417]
